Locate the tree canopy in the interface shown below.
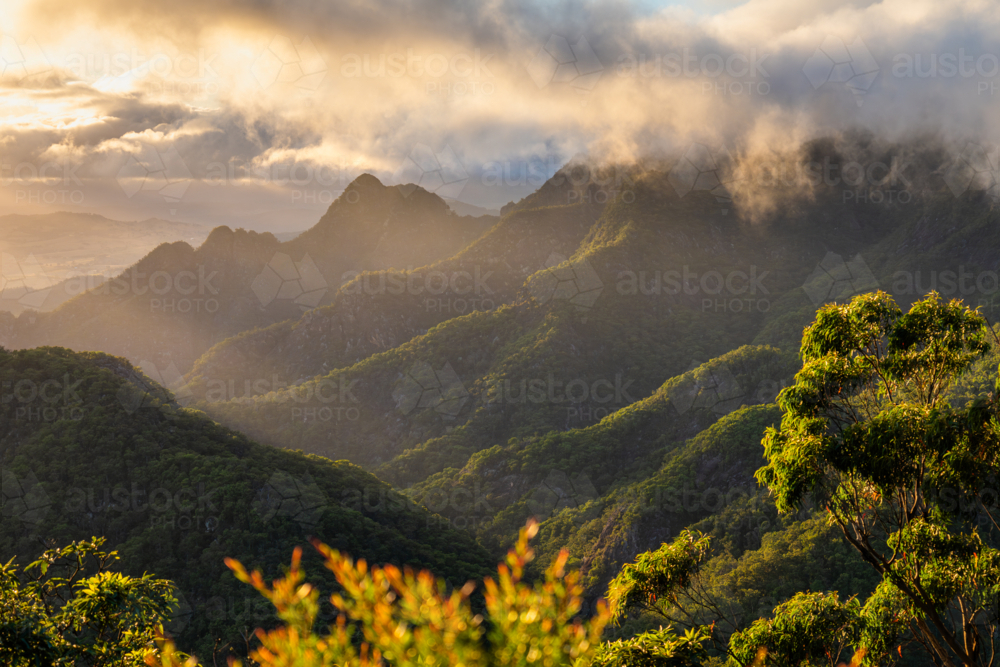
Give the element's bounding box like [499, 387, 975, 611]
[0, 537, 176, 666]
[758, 291, 1000, 667]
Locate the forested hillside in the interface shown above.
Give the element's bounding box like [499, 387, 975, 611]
[0, 346, 494, 659]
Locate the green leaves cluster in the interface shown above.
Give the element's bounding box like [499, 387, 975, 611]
[606, 530, 711, 626]
[0, 537, 177, 666]
[728, 591, 862, 667]
[593, 626, 711, 667]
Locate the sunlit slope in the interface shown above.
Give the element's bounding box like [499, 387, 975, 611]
[194, 141, 952, 489]
[403, 346, 796, 552]
[185, 191, 604, 394]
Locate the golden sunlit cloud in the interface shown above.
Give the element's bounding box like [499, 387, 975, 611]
[0, 0, 997, 229]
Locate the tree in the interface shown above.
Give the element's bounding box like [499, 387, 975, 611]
[593, 626, 710, 667]
[602, 529, 878, 667]
[600, 529, 727, 665]
[757, 291, 1000, 667]
[727, 591, 861, 667]
[0, 537, 178, 666]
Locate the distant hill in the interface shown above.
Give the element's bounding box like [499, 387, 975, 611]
[0, 274, 107, 316]
[446, 200, 502, 217]
[0, 176, 496, 373]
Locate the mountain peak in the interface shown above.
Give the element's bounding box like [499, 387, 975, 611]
[204, 224, 235, 242]
[328, 172, 452, 216]
[347, 173, 386, 190]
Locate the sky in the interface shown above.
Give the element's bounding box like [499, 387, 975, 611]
[0, 0, 997, 232]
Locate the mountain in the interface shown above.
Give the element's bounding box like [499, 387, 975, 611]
[140, 160, 652, 399]
[189, 138, 957, 411]
[187, 136, 1000, 557]
[187, 139, 941, 476]
[0, 177, 496, 373]
[185, 186, 604, 393]
[0, 346, 495, 660]
[4, 135, 1000, 658]
[281, 173, 495, 272]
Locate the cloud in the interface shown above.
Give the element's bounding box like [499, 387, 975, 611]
[0, 0, 997, 225]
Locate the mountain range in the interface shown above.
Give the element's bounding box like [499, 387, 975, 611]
[3, 133, 999, 657]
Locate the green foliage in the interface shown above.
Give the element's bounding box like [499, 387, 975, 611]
[694, 513, 879, 638]
[727, 592, 863, 667]
[0, 537, 177, 666]
[602, 530, 733, 664]
[151, 521, 612, 667]
[593, 626, 710, 667]
[601, 524, 880, 667]
[757, 291, 1000, 667]
[606, 530, 711, 625]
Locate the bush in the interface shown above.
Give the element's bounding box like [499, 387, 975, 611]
[152, 520, 613, 667]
